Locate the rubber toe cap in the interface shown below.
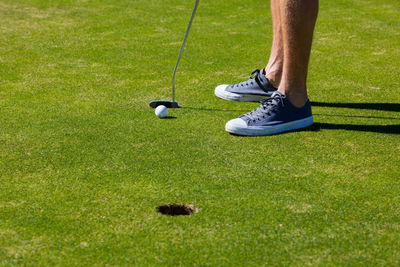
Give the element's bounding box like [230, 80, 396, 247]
[225, 118, 248, 132]
[214, 84, 229, 96]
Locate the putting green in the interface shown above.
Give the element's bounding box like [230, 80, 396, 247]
[0, 0, 399, 265]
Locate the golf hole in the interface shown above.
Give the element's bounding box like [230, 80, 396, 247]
[157, 204, 197, 216]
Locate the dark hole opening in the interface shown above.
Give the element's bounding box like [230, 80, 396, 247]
[157, 204, 197, 216]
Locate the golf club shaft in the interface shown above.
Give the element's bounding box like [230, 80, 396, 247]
[172, 0, 199, 102]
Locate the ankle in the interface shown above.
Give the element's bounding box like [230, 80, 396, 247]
[263, 69, 281, 87]
[278, 88, 308, 108]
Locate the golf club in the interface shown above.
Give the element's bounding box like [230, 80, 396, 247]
[149, 0, 200, 109]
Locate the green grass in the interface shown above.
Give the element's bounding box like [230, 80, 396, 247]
[1, 0, 399, 265]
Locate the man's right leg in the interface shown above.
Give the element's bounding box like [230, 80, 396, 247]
[264, 0, 283, 87]
[214, 0, 281, 102]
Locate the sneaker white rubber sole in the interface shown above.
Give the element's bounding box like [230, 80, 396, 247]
[214, 85, 270, 102]
[225, 116, 314, 136]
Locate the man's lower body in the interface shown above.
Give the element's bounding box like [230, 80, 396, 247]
[216, 0, 319, 136]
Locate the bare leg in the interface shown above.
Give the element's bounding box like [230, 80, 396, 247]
[278, 0, 318, 107]
[264, 0, 283, 87]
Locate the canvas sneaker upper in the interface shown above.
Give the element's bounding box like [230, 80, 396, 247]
[225, 91, 313, 136]
[215, 69, 278, 102]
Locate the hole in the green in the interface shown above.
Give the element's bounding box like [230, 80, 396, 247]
[157, 204, 197, 216]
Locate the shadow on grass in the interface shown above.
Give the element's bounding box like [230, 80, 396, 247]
[311, 102, 400, 112]
[314, 113, 400, 120]
[162, 116, 177, 119]
[184, 102, 400, 134]
[309, 102, 400, 134]
[309, 123, 400, 134]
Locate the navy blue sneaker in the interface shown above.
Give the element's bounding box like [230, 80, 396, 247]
[215, 69, 278, 102]
[225, 91, 313, 136]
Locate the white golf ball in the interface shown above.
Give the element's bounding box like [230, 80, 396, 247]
[155, 105, 168, 118]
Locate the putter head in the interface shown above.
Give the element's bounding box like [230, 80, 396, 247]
[149, 100, 179, 109]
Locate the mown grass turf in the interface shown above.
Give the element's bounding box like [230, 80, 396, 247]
[0, 0, 399, 265]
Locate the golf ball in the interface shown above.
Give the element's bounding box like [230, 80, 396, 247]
[155, 105, 168, 118]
